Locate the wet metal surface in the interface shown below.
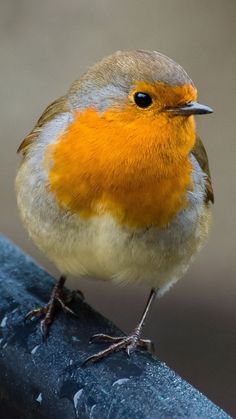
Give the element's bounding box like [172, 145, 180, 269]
[0, 235, 230, 419]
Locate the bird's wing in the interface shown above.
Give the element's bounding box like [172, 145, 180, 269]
[191, 136, 214, 204]
[17, 95, 69, 156]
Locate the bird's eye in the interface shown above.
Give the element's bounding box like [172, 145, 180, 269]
[134, 92, 152, 108]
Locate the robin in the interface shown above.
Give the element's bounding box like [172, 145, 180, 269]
[15, 50, 214, 363]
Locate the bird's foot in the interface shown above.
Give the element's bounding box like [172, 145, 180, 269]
[25, 276, 81, 337]
[84, 329, 154, 364]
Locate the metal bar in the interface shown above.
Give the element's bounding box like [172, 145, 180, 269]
[0, 235, 230, 419]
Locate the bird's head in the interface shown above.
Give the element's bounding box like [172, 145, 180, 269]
[47, 50, 213, 226]
[69, 49, 212, 122]
[66, 50, 212, 162]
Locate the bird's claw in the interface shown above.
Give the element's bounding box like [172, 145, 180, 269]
[25, 306, 48, 321]
[83, 332, 154, 365]
[24, 282, 80, 337]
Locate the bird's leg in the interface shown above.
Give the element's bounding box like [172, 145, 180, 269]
[84, 288, 157, 364]
[25, 275, 80, 337]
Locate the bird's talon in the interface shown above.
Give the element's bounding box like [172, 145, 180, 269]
[82, 355, 97, 366]
[40, 318, 50, 338]
[24, 276, 80, 337]
[75, 289, 85, 301]
[89, 333, 123, 343]
[64, 289, 84, 305]
[24, 306, 47, 322]
[57, 297, 78, 317]
[126, 342, 135, 355]
[84, 331, 154, 364]
[138, 339, 155, 353]
[83, 340, 126, 365]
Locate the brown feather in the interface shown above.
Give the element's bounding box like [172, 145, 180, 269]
[191, 136, 214, 204]
[17, 95, 69, 156]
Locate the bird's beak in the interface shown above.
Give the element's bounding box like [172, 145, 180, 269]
[166, 101, 213, 116]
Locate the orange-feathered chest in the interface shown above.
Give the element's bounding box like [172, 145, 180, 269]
[45, 108, 196, 228]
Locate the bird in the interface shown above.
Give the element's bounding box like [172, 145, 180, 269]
[15, 50, 214, 363]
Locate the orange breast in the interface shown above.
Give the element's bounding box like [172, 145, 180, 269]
[46, 100, 196, 228]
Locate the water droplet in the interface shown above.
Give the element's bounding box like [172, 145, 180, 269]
[90, 404, 96, 417]
[112, 378, 130, 386]
[31, 345, 40, 355]
[0, 316, 7, 328]
[36, 393, 42, 404]
[73, 388, 83, 409]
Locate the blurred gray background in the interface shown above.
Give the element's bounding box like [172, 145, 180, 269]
[0, 0, 235, 415]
